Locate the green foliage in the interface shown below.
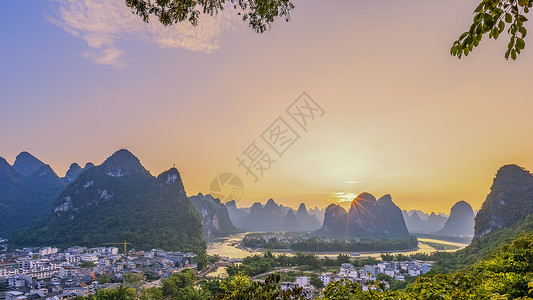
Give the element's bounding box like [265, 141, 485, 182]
[226, 251, 330, 277]
[244, 235, 419, 253]
[406, 273, 491, 299]
[176, 286, 211, 300]
[139, 287, 162, 300]
[80, 285, 136, 300]
[432, 213, 533, 273]
[452, 0, 531, 59]
[337, 254, 351, 264]
[216, 273, 306, 300]
[310, 273, 324, 289]
[380, 254, 394, 261]
[144, 272, 160, 282]
[471, 233, 533, 298]
[123, 273, 143, 289]
[80, 261, 96, 268]
[125, 0, 294, 34]
[11, 165, 205, 253]
[197, 249, 209, 270]
[162, 268, 197, 297]
[376, 273, 393, 282]
[323, 279, 362, 299]
[97, 275, 111, 285]
[351, 257, 379, 268]
[201, 277, 224, 295]
[208, 254, 221, 264]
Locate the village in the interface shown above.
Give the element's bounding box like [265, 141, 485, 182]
[0, 244, 197, 300]
[0, 238, 435, 300]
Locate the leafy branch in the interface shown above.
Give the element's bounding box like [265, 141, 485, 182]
[125, 0, 295, 33]
[451, 0, 531, 59]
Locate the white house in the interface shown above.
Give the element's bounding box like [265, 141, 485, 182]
[384, 268, 395, 277]
[5, 291, 25, 300]
[295, 276, 310, 287]
[320, 273, 332, 286]
[340, 263, 355, 274]
[408, 268, 421, 277]
[59, 266, 80, 279]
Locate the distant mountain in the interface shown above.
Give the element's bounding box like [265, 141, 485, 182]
[427, 212, 448, 232]
[63, 162, 94, 183]
[12, 149, 204, 252]
[237, 199, 286, 231]
[189, 193, 241, 238]
[0, 153, 67, 237]
[12, 152, 45, 177]
[280, 204, 321, 232]
[225, 200, 248, 228]
[308, 206, 325, 224]
[437, 201, 475, 236]
[407, 210, 429, 221]
[475, 165, 533, 238]
[403, 210, 447, 233]
[228, 199, 321, 232]
[321, 193, 409, 237]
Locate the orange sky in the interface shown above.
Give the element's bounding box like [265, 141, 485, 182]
[1, 0, 533, 214]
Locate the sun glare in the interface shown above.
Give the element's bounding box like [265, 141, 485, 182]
[335, 192, 359, 202]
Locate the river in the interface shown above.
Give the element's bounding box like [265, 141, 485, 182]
[206, 233, 469, 277]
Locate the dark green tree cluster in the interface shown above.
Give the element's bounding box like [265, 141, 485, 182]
[126, 0, 294, 33]
[74, 285, 136, 300]
[243, 235, 418, 252]
[431, 213, 533, 273]
[162, 269, 198, 297]
[226, 251, 388, 277]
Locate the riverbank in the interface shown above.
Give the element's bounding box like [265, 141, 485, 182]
[207, 232, 469, 260]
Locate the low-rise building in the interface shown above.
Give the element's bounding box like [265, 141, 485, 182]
[295, 276, 310, 287]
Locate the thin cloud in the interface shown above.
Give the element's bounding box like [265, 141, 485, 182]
[48, 0, 235, 67]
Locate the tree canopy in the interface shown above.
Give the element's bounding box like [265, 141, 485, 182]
[125, 0, 294, 33]
[125, 0, 530, 59]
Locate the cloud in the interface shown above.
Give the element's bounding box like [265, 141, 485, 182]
[48, 0, 235, 67]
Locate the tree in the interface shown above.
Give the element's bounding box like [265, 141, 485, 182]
[196, 249, 208, 270]
[380, 254, 394, 261]
[322, 279, 361, 299]
[139, 287, 163, 300]
[125, 0, 294, 33]
[208, 254, 220, 264]
[201, 277, 224, 295]
[217, 274, 306, 300]
[125, 0, 531, 60]
[97, 275, 111, 285]
[175, 286, 211, 300]
[310, 274, 324, 289]
[451, 0, 531, 60]
[375, 273, 393, 282]
[337, 253, 351, 265]
[123, 273, 143, 289]
[162, 268, 198, 297]
[84, 285, 137, 300]
[80, 261, 96, 268]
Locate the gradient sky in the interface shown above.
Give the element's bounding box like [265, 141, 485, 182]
[1, 0, 533, 214]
